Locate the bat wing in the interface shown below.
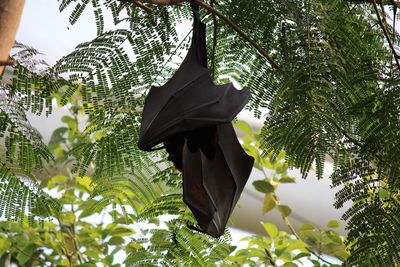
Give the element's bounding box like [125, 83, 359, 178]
[139, 81, 250, 151]
[138, 2, 255, 238]
[138, 17, 250, 151]
[138, 17, 208, 151]
[182, 124, 254, 237]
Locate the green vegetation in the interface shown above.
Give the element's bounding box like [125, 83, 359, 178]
[0, 0, 399, 265]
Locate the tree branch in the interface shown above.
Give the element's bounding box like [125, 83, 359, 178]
[122, 0, 283, 72]
[124, 0, 152, 13]
[145, 0, 184, 4]
[346, 0, 400, 7]
[372, 0, 400, 71]
[194, 0, 282, 71]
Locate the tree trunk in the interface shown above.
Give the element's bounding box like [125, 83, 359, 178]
[0, 0, 25, 74]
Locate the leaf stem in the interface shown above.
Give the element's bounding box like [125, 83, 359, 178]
[284, 218, 335, 265]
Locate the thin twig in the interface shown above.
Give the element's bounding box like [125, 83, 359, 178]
[330, 119, 363, 147]
[121, 0, 283, 72]
[372, 0, 400, 71]
[153, 28, 193, 84]
[210, 0, 217, 79]
[145, 0, 183, 4]
[346, 0, 399, 7]
[264, 249, 278, 267]
[194, 0, 283, 71]
[258, 168, 336, 265]
[284, 218, 336, 265]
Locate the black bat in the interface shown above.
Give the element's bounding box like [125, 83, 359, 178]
[138, 1, 254, 237]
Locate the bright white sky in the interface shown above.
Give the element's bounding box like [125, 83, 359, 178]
[17, 0, 97, 65]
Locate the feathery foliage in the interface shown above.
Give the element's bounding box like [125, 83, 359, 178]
[55, 0, 400, 265]
[0, 165, 59, 225]
[0, 0, 399, 265]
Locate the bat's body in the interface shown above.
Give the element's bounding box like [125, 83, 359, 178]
[138, 1, 254, 237]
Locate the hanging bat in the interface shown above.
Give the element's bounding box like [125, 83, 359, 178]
[138, 1, 254, 237]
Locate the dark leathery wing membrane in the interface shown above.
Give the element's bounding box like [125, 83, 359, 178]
[183, 124, 253, 237]
[138, 1, 254, 237]
[138, 4, 250, 151]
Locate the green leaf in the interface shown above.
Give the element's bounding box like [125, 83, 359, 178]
[76, 263, 97, 267]
[48, 127, 68, 145]
[0, 237, 10, 255]
[378, 188, 390, 199]
[233, 120, 253, 136]
[311, 259, 321, 266]
[111, 227, 136, 237]
[48, 175, 68, 189]
[109, 236, 125, 245]
[61, 115, 77, 130]
[327, 220, 340, 228]
[262, 193, 277, 214]
[279, 176, 296, 183]
[60, 212, 76, 224]
[277, 205, 292, 217]
[287, 240, 307, 251]
[16, 243, 37, 265]
[293, 252, 311, 260]
[333, 250, 350, 261]
[300, 231, 319, 245]
[84, 250, 100, 259]
[253, 180, 275, 193]
[243, 144, 261, 160]
[262, 222, 278, 238]
[75, 176, 94, 193]
[300, 224, 315, 231]
[283, 263, 298, 267]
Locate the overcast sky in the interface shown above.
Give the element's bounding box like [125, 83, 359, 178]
[16, 0, 97, 65]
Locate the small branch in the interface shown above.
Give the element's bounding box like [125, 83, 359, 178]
[259, 166, 337, 266]
[330, 119, 363, 147]
[372, 0, 400, 71]
[210, 0, 217, 79]
[145, 0, 184, 4]
[264, 249, 277, 267]
[123, 0, 152, 13]
[284, 218, 336, 266]
[346, 0, 400, 7]
[121, 0, 283, 72]
[194, 0, 283, 71]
